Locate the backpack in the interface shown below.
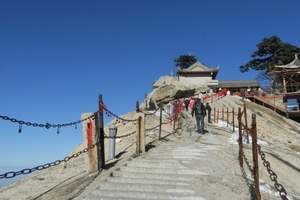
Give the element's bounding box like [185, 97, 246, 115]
[195, 102, 206, 115]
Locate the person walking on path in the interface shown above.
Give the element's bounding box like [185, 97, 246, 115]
[184, 98, 190, 111]
[192, 98, 206, 134]
[205, 102, 212, 123]
[188, 97, 195, 113]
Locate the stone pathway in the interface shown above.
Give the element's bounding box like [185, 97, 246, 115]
[75, 122, 253, 200]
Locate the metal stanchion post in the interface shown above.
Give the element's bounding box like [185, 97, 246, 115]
[108, 127, 117, 160]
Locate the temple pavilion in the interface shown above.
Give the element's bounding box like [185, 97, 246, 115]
[176, 61, 260, 92]
[269, 54, 300, 93]
[176, 61, 220, 88]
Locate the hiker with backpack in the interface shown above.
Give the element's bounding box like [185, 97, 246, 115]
[192, 98, 206, 134]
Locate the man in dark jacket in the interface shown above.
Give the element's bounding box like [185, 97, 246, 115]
[192, 98, 206, 134]
[184, 98, 189, 111]
[205, 102, 212, 123]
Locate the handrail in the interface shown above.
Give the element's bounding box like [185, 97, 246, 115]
[213, 102, 289, 200]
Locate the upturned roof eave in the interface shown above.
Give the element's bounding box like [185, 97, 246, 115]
[273, 54, 300, 69]
[177, 69, 219, 74]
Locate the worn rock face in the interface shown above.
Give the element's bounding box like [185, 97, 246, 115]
[147, 76, 209, 105]
[152, 76, 178, 88]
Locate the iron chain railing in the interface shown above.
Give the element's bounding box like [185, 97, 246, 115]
[0, 95, 180, 182]
[103, 107, 138, 122]
[235, 102, 290, 200]
[242, 151, 254, 175]
[0, 142, 98, 179]
[257, 145, 289, 200]
[145, 124, 160, 132]
[212, 102, 292, 200]
[0, 113, 95, 133]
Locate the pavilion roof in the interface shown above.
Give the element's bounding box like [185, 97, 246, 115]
[177, 61, 220, 73]
[273, 54, 300, 69]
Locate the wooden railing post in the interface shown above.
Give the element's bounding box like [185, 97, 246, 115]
[238, 107, 243, 168]
[214, 107, 216, 123]
[136, 116, 141, 155]
[158, 105, 163, 140]
[232, 107, 235, 132]
[251, 114, 261, 200]
[173, 103, 177, 131]
[95, 95, 105, 170]
[226, 107, 229, 127]
[222, 107, 224, 121]
[136, 111, 145, 156]
[243, 103, 249, 144]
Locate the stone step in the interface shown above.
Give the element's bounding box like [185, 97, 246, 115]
[133, 158, 182, 163]
[95, 182, 192, 193]
[150, 147, 203, 151]
[84, 195, 206, 200]
[89, 190, 205, 200]
[145, 154, 205, 159]
[111, 171, 195, 181]
[82, 197, 134, 200]
[169, 149, 207, 153]
[149, 147, 198, 151]
[149, 148, 204, 151]
[106, 177, 190, 186]
[147, 152, 206, 157]
[147, 148, 204, 153]
[139, 156, 204, 161]
[125, 161, 187, 169]
[153, 145, 199, 149]
[150, 144, 179, 147]
[119, 166, 208, 176]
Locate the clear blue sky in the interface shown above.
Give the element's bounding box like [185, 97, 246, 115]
[0, 0, 300, 174]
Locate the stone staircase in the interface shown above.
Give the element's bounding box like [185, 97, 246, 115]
[79, 139, 209, 200]
[76, 123, 252, 200]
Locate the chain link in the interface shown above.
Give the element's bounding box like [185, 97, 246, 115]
[0, 142, 98, 179]
[103, 107, 137, 122]
[257, 145, 289, 200]
[0, 113, 95, 130]
[145, 124, 160, 132]
[242, 151, 254, 175]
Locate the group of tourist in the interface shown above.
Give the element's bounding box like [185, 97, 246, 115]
[167, 87, 267, 134]
[171, 96, 212, 134]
